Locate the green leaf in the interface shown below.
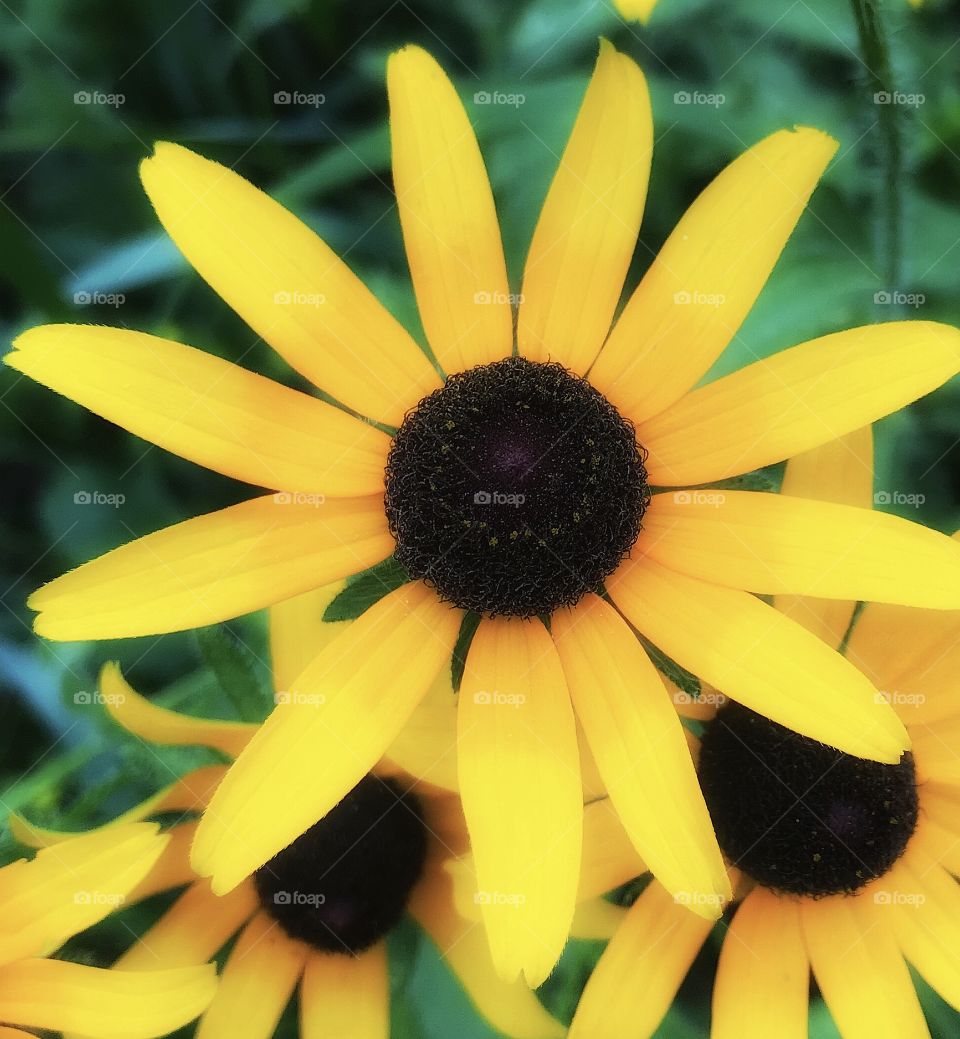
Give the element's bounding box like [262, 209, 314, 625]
[194, 625, 270, 723]
[636, 634, 702, 701]
[697, 464, 785, 495]
[322, 557, 410, 622]
[451, 612, 481, 693]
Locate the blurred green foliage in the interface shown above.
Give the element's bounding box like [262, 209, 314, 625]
[2, 0, 960, 1035]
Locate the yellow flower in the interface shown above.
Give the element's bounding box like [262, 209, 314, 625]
[8, 40, 960, 985]
[10, 588, 562, 1039]
[0, 823, 216, 1038]
[569, 427, 960, 1038]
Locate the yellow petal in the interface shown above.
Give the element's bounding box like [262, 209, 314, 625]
[570, 898, 628, 940]
[420, 790, 470, 862]
[914, 813, 960, 877]
[888, 843, 960, 1011]
[197, 912, 306, 1039]
[383, 662, 460, 792]
[0, 960, 217, 1039]
[846, 602, 960, 727]
[712, 887, 808, 1039]
[6, 325, 389, 495]
[268, 580, 350, 695]
[140, 142, 439, 427]
[126, 822, 197, 903]
[774, 425, 873, 647]
[30, 494, 392, 640]
[552, 595, 728, 918]
[569, 880, 712, 1039]
[193, 583, 460, 893]
[0, 824, 167, 967]
[908, 720, 960, 785]
[458, 617, 582, 986]
[640, 489, 960, 608]
[101, 663, 255, 756]
[300, 944, 388, 1039]
[578, 799, 646, 901]
[518, 41, 652, 373]
[410, 864, 564, 1039]
[116, 880, 256, 970]
[612, 0, 658, 21]
[801, 892, 930, 1039]
[388, 46, 511, 374]
[607, 556, 908, 762]
[638, 322, 960, 486]
[10, 766, 226, 850]
[591, 126, 836, 423]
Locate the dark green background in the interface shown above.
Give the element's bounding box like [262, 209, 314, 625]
[1, 0, 959, 1035]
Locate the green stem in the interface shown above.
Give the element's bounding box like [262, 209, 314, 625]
[851, 0, 904, 294]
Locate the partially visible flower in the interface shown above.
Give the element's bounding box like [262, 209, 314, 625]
[11, 586, 561, 1039]
[567, 427, 960, 1038]
[612, 0, 659, 22]
[0, 823, 216, 1038]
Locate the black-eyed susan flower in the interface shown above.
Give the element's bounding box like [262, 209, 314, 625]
[569, 427, 960, 1039]
[11, 587, 561, 1039]
[0, 822, 216, 1038]
[9, 39, 960, 985]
